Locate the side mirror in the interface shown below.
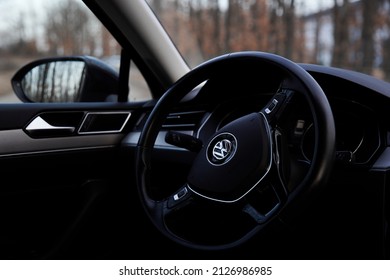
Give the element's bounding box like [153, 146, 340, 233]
[11, 56, 119, 102]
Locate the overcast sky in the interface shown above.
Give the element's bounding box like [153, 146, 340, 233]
[298, 0, 334, 14]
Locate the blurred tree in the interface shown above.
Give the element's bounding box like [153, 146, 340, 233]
[383, 37, 390, 80]
[44, 0, 94, 55]
[381, 0, 390, 80]
[332, 0, 351, 68]
[359, 0, 382, 74]
[209, 0, 222, 54]
[1, 11, 39, 56]
[190, 0, 212, 58]
[144, 0, 390, 83]
[267, 0, 301, 60]
[249, 0, 270, 51]
[186, 0, 300, 60]
[283, 0, 296, 59]
[223, 0, 239, 53]
[188, 0, 225, 59]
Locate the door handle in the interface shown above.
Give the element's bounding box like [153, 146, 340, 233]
[25, 116, 76, 137]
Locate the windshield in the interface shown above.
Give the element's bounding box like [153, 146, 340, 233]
[146, 0, 390, 82]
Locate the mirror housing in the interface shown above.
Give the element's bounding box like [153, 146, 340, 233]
[12, 56, 119, 102]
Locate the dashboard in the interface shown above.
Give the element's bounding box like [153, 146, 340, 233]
[121, 62, 390, 258]
[125, 63, 387, 173]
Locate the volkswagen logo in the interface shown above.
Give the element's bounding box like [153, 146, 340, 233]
[207, 133, 237, 165]
[212, 139, 232, 160]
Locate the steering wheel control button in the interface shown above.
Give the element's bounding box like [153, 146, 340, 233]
[263, 91, 290, 123]
[174, 187, 188, 201]
[167, 187, 190, 209]
[207, 133, 237, 166]
[265, 99, 278, 114]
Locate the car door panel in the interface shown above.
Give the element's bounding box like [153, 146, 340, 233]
[0, 102, 145, 259]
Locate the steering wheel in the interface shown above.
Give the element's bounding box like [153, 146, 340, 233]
[136, 51, 335, 250]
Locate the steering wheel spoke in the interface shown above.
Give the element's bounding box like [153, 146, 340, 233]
[243, 162, 288, 223]
[271, 129, 290, 200]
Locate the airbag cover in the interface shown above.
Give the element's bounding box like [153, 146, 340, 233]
[187, 113, 272, 202]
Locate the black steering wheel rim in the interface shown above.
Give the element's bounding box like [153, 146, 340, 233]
[135, 51, 335, 250]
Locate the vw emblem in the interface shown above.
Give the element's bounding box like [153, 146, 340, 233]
[207, 133, 237, 165]
[212, 139, 232, 160]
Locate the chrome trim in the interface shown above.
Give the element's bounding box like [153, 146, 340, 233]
[164, 110, 205, 129]
[0, 146, 115, 158]
[353, 135, 364, 155]
[274, 128, 287, 192]
[78, 111, 131, 135]
[195, 111, 213, 138]
[0, 129, 122, 157]
[162, 124, 196, 129]
[167, 110, 207, 117]
[206, 133, 238, 166]
[212, 139, 233, 160]
[300, 123, 314, 164]
[122, 131, 191, 151]
[26, 116, 75, 133]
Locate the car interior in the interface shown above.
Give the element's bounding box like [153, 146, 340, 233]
[0, 0, 388, 260]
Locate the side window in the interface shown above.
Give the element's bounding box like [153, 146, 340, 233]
[129, 62, 152, 102]
[0, 0, 152, 103]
